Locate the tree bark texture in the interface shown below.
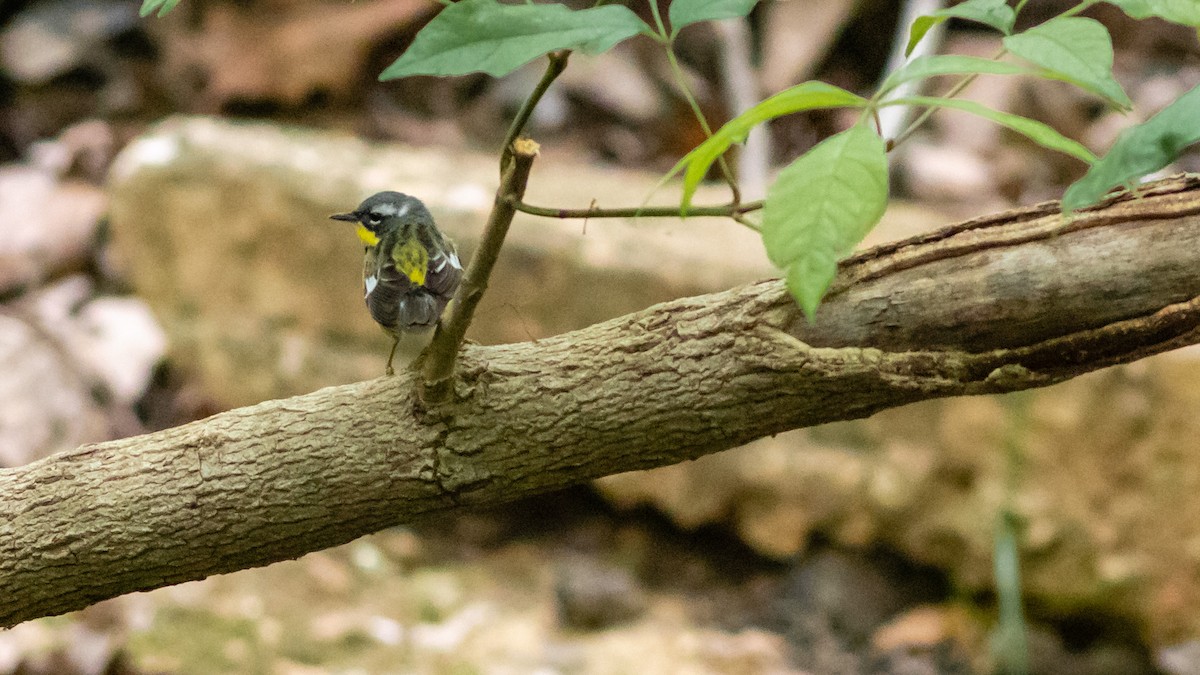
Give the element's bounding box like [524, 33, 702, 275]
[4, 175, 1200, 627]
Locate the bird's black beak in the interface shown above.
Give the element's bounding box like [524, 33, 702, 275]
[329, 212, 359, 223]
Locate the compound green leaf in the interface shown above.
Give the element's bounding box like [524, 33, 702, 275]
[1101, 0, 1200, 26]
[1003, 17, 1132, 110]
[667, 81, 867, 210]
[880, 55, 1029, 96]
[140, 0, 180, 17]
[762, 124, 888, 319]
[1062, 82, 1200, 211]
[669, 0, 761, 34]
[884, 96, 1097, 164]
[380, 0, 652, 79]
[906, 0, 1016, 55]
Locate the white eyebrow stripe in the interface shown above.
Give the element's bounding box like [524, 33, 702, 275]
[373, 203, 399, 217]
[396, 202, 411, 217]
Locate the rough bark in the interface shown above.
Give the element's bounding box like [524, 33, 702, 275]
[4, 176, 1200, 627]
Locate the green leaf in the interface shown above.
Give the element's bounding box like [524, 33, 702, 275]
[380, 0, 652, 80]
[1062, 82, 1200, 211]
[667, 81, 867, 209]
[1003, 17, 1132, 110]
[669, 0, 761, 35]
[1100, 0, 1200, 27]
[880, 55, 1030, 96]
[883, 96, 1097, 164]
[140, 0, 181, 17]
[906, 0, 1016, 56]
[762, 124, 888, 319]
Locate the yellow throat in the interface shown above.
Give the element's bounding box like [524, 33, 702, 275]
[356, 224, 380, 246]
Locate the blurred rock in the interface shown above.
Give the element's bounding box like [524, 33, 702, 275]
[0, 274, 165, 466]
[29, 119, 117, 182]
[869, 605, 982, 674]
[555, 559, 647, 630]
[1159, 640, 1200, 675]
[68, 296, 166, 406]
[0, 287, 107, 466]
[774, 549, 946, 649]
[150, 0, 431, 110]
[0, 0, 138, 85]
[0, 165, 104, 294]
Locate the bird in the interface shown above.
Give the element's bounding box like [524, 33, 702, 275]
[330, 192, 463, 375]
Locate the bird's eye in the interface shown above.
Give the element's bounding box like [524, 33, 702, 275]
[367, 213, 383, 226]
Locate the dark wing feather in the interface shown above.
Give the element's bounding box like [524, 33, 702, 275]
[365, 242, 461, 332]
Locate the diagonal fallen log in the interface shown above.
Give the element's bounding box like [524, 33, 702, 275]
[3, 175, 1200, 628]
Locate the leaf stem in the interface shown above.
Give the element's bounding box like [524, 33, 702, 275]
[887, 47, 1005, 151]
[648, 0, 742, 204]
[648, 0, 669, 39]
[663, 46, 743, 204]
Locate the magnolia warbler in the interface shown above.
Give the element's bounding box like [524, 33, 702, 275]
[331, 192, 463, 375]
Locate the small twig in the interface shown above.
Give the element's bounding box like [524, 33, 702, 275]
[510, 198, 764, 220]
[422, 139, 541, 404]
[500, 51, 570, 172]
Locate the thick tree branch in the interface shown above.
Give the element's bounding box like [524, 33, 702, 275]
[4, 176, 1200, 627]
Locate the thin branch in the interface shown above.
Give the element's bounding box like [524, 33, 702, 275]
[423, 52, 570, 403]
[510, 198, 764, 220]
[422, 139, 540, 404]
[499, 51, 570, 172]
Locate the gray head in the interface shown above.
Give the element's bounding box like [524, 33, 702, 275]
[330, 191, 433, 243]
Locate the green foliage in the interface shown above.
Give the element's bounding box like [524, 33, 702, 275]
[762, 124, 888, 319]
[1101, 0, 1200, 26]
[883, 96, 1097, 164]
[878, 55, 1030, 95]
[667, 82, 867, 210]
[906, 0, 1016, 56]
[379, 0, 651, 79]
[1062, 82, 1200, 211]
[139, 0, 180, 18]
[668, 0, 760, 36]
[1003, 17, 1132, 110]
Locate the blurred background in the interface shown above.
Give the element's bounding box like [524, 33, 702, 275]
[2, 0, 1200, 673]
